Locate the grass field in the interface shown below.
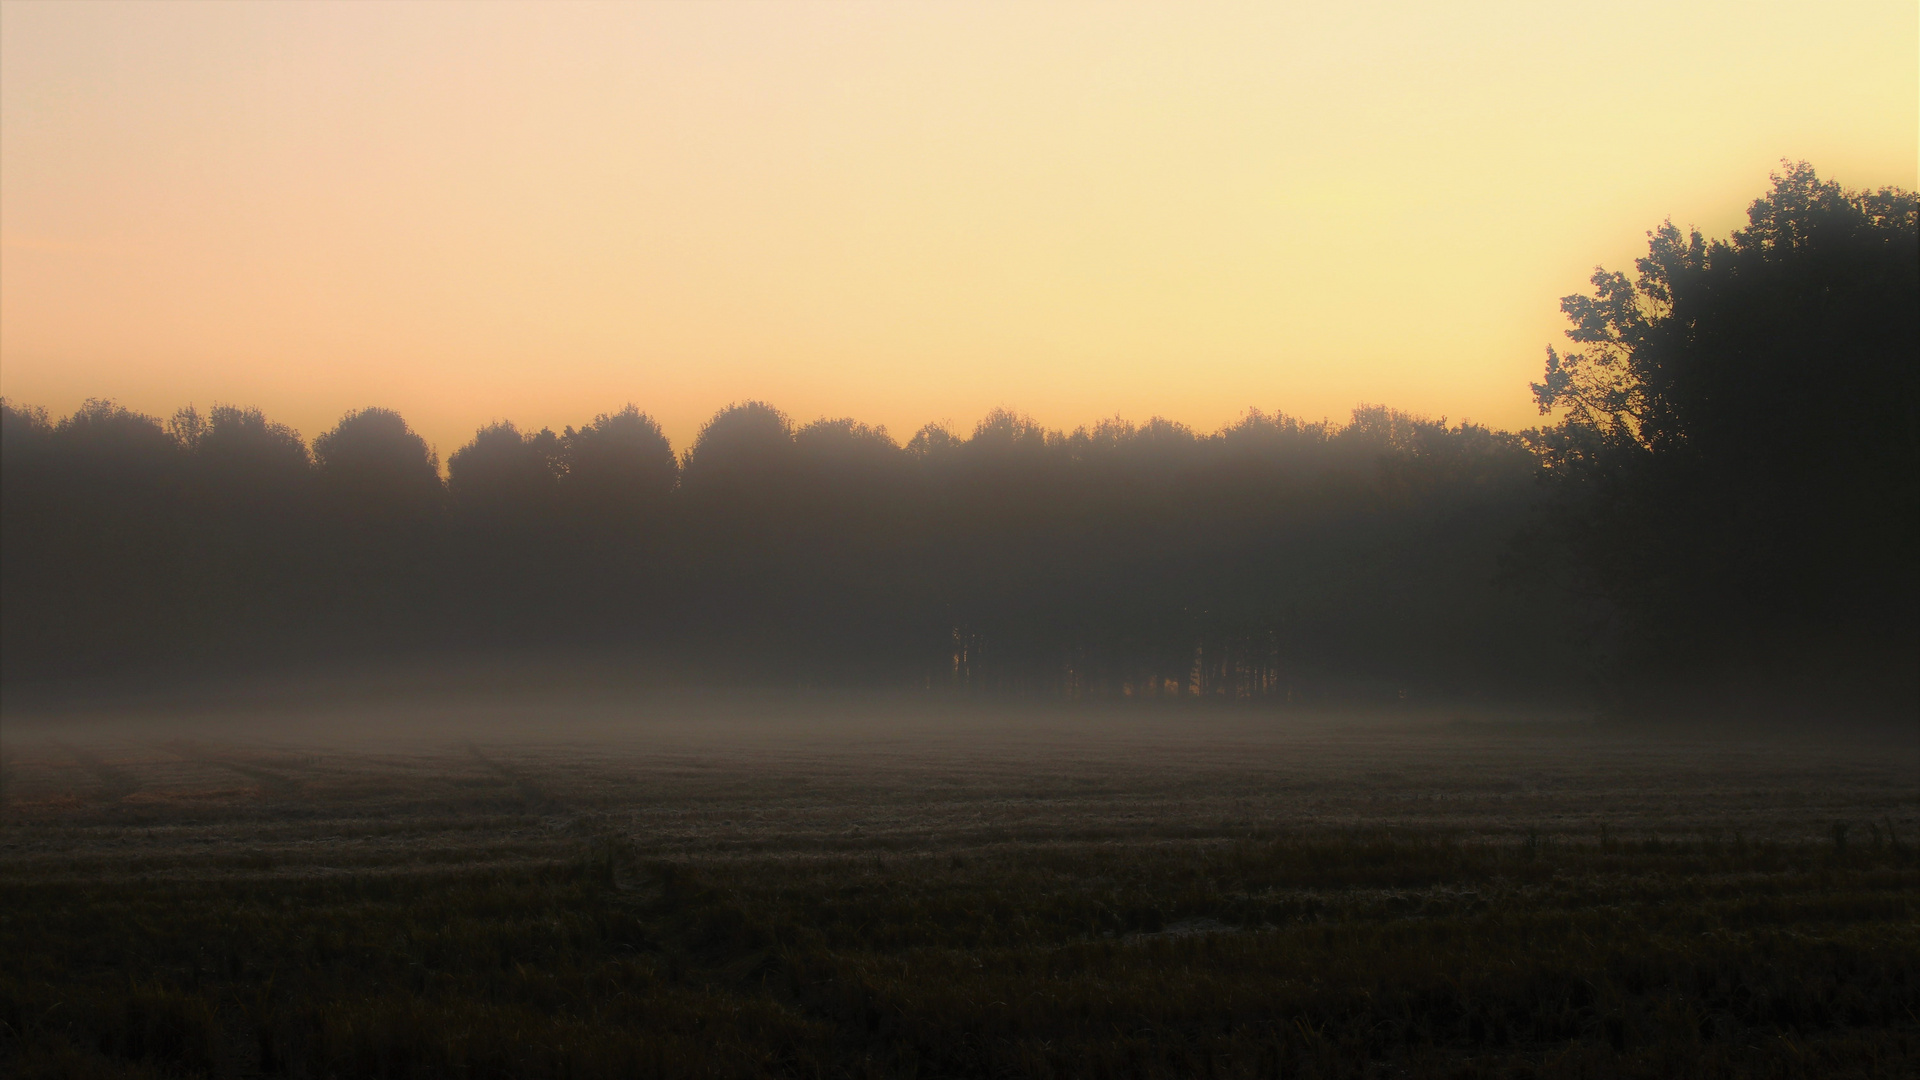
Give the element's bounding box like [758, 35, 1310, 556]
[3, 687, 1916, 1078]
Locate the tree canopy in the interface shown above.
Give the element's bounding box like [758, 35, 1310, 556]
[1530, 162, 1918, 701]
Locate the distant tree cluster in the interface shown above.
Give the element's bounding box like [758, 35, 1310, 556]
[4, 164, 1911, 710]
[1, 394, 1565, 699]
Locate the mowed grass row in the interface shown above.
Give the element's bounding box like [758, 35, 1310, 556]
[4, 830, 1917, 1079]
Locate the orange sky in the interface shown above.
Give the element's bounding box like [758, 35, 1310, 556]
[2, 1, 1914, 457]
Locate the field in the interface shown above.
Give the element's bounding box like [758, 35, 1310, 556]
[3, 685, 1917, 1078]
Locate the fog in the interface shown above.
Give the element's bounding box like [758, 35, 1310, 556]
[9, 665, 1912, 845]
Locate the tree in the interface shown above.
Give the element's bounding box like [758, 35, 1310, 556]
[1530, 162, 1919, 700]
[0, 400, 188, 677]
[313, 408, 442, 512]
[679, 401, 794, 492]
[170, 406, 319, 649]
[185, 405, 310, 478]
[561, 406, 676, 505]
[448, 421, 560, 510]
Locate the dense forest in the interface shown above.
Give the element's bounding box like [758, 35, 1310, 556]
[4, 165, 1914, 711]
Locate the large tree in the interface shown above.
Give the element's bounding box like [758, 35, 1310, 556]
[1531, 163, 1918, 701]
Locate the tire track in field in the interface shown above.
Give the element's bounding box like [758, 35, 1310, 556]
[160, 741, 305, 798]
[52, 741, 141, 802]
[211, 759, 304, 797]
[466, 743, 563, 813]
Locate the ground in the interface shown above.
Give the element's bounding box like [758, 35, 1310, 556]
[2, 685, 1916, 1077]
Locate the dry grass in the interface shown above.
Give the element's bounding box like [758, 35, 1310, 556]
[3, 689, 1916, 1077]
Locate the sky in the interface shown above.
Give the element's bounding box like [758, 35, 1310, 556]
[2, 1, 1914, 457]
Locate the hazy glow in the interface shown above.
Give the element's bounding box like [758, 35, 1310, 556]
[3, 1, 1914, 454]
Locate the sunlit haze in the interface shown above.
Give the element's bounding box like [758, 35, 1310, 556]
[3, 0, 1914, 455]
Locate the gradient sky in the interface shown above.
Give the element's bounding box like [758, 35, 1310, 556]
[3, 1, 1914, 456]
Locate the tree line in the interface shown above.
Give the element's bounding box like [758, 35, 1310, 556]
[3, 164, 1913, 710]
[1, 394, 1564, 699]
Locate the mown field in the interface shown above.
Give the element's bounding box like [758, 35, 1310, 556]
[2, 689, 1916, 1078]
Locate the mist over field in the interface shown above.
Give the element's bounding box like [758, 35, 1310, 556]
[2, 0, 1916, 1069]
[5, 677, 1919, 1077]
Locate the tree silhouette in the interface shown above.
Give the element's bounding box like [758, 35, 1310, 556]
[314, 407, 442, 514]
[1531, 162, 1918, 702]
[679, 400, 796, 493]
[0, 400, 186, 678]
[560, 406, 676, 506]
[448, 421, 561, 511]
[169, 406, 319, 655]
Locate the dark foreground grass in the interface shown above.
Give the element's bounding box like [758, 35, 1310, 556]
[5, 830, 1917, 1079]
